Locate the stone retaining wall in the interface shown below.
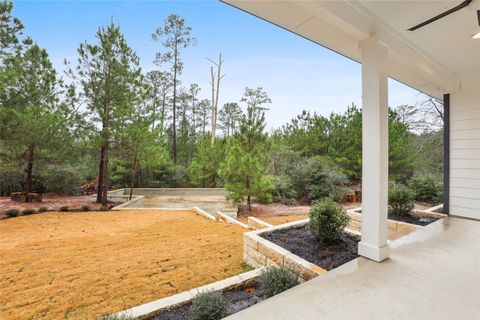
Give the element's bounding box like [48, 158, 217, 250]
[244, 219, 327, 281]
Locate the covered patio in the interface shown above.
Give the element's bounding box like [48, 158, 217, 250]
[221, 0, 480, 318]
[226, 217, 479, 319]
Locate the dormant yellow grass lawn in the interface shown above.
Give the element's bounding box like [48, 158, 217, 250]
[0, 210, 246, 320]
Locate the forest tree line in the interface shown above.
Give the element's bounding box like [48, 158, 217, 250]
[0, 2, 444, 208]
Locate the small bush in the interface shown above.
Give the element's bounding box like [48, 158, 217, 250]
[309, 198, 349, 243]
[5, 209, 20, 217]
[97, 314, 137, 320]
[258, 266, 299, 298]
[38, 207, 49, 213]
[41, 165, 82, 195]
[305, 156, 350, 203]
[389, 183, 415, 215]
[409, 174, 442, 204]
[22, 209, 36, 215]
[59, 206, 69, 212]
[272, 175, 297, 204]
[81, 205, 91, 211]
[188, 290, 228, 320]
[99, 205, 108, 211]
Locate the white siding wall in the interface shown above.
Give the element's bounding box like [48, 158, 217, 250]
[450, 71, 480, 220]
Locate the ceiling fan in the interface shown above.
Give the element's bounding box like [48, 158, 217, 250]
[407, 0, 480, 31]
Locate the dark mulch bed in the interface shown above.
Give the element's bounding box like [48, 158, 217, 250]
[388, 211, 440, 226]
[262, 226, 360, 271]
[149, 285, 264, 320]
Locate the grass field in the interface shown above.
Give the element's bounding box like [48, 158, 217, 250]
[0, 210, 246, 320]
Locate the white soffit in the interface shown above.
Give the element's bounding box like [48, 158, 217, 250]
[222, 0, 480, 99]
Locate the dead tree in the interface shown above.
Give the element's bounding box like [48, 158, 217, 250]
[208, 53, 224, 145]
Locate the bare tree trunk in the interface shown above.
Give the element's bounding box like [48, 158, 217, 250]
[246, 176, 251, 211]
[100, 143, 109, 206]
[160, 92, 167, 136]
[99, 53, 112, 207]
[210, 66, 216, 143]
[209, 53, 224, 145]
[129, 150, 138, 200]
[172, 47, 178, 164]
[25, 145, 34, 195]
[96, 146, 105, 203]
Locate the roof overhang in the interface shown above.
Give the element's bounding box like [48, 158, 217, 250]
[221, 0, 480, 99]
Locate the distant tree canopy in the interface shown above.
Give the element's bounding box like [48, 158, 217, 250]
[0, 1, 443, 208]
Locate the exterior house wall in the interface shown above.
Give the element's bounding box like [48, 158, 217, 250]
[449, 70, 480, 220]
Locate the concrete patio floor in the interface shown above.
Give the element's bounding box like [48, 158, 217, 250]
[226, 217, 480, 320]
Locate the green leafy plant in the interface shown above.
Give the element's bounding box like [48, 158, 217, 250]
[59, 206, 69, 212]
[81, 205, 91, 211]
[309, 198, 349, 243]
[258, 266, 299, 298]
[409, 174, 442, 204]
[38, 206, 49, 213]
[188, 290, 228, 320]
[99, 205, 108, 211]
[5, 209, 20, 217]
[388, 183, 415, 215]
[22, 208, 36, 215]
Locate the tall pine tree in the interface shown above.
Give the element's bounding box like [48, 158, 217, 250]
[220, 106, 274, 211]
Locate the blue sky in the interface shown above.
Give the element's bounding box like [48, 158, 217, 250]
[13, 0, 424, 130]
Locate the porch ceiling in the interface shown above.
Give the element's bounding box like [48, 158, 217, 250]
[221, 0, 480, 99]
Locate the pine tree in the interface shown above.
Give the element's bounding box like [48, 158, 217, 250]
[188, 133, 224, 187]
[152, 14, 196, 164]
[220, 106, 274, 211]
[218, 102, 243, 136]
[197, 99, 211, 134]
[240, 87, 271, 113]
[0, 44, 70, 194]
[69, 20, 144, 205]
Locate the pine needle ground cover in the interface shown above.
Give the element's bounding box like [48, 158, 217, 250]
[0, 210, 246, 320]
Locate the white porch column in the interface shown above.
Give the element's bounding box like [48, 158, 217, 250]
[358, 35, 389, 262]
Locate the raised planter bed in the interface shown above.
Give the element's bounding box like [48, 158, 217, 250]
[148, 283, 264, 320]
[115, 269, 265, 320]
[348, 206, 446, 227]
[262, 225, 360, 271]
[243, 219, 360, 281]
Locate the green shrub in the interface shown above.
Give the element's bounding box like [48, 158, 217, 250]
[81, 205, 91, 211]
[309, 198, 349, 243]
[0, 165, 22, 196]
[41, 165, 82, 195]
[22, 209, 36, 215]
[97, 314, 137, 320]
[188, 290, 228, 320]
[304, 156, 349, 203]
[258, 266, 299, 298]
[272, 175, 297, 204]
[388, 183, 415, 215]
[99, 205, 108, 211]
[5, 209, 20, 217]
[409, 174, 442, 204]
[59, 206, 69, 212]
[38, 207, 49, 213]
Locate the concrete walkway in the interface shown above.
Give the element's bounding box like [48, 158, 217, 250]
[226, 217, 480, 320]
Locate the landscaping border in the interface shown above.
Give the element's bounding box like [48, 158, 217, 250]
[346, 208, 419, 234]
[215, 211, 250, 229]
[247, 216, 273, 229]
[244, 219, 335, 281]
[114, 268, 264, 319]
[111, 196, 145, 210]
[192, 206, 217, 220]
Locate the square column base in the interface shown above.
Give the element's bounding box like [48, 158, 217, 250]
[358, 241, 389, 262]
